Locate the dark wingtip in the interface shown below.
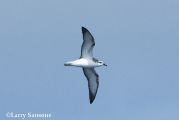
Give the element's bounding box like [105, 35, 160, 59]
[82, 26, 88, 33]
[90, 97, 95, 104]
[81, 26, 86, 30]
[89, 93, 96, 104]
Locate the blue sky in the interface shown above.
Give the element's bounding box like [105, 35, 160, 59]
[0, 0, 179, 120]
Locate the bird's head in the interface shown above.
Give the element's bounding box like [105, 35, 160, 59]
[97, 60, 107, 66]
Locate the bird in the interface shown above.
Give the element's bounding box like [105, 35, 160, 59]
[64, 27, 107, 104]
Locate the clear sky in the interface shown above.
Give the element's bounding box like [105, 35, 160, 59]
[0, 0, 179, 120]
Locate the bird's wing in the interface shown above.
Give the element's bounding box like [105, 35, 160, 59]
[83, 68, 99, 104]
[81, 27, 95, 59]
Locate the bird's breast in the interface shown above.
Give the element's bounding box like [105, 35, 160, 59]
[72, 58, 95, 67]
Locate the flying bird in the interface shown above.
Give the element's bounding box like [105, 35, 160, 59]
[64, 27, 107, 104]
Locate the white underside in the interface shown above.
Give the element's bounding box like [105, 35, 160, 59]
[65, 58, 99, 68]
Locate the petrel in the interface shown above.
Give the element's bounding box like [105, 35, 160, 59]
[64, 27, 107, 104]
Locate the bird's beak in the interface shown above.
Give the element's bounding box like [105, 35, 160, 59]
[64, 63, 69, 66]
[64, 62, 72, 66]
[103, 63, 107, 66]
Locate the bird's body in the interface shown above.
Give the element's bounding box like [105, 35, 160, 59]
[64, 58, 103, 68]
[64, 27, 106, 104]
